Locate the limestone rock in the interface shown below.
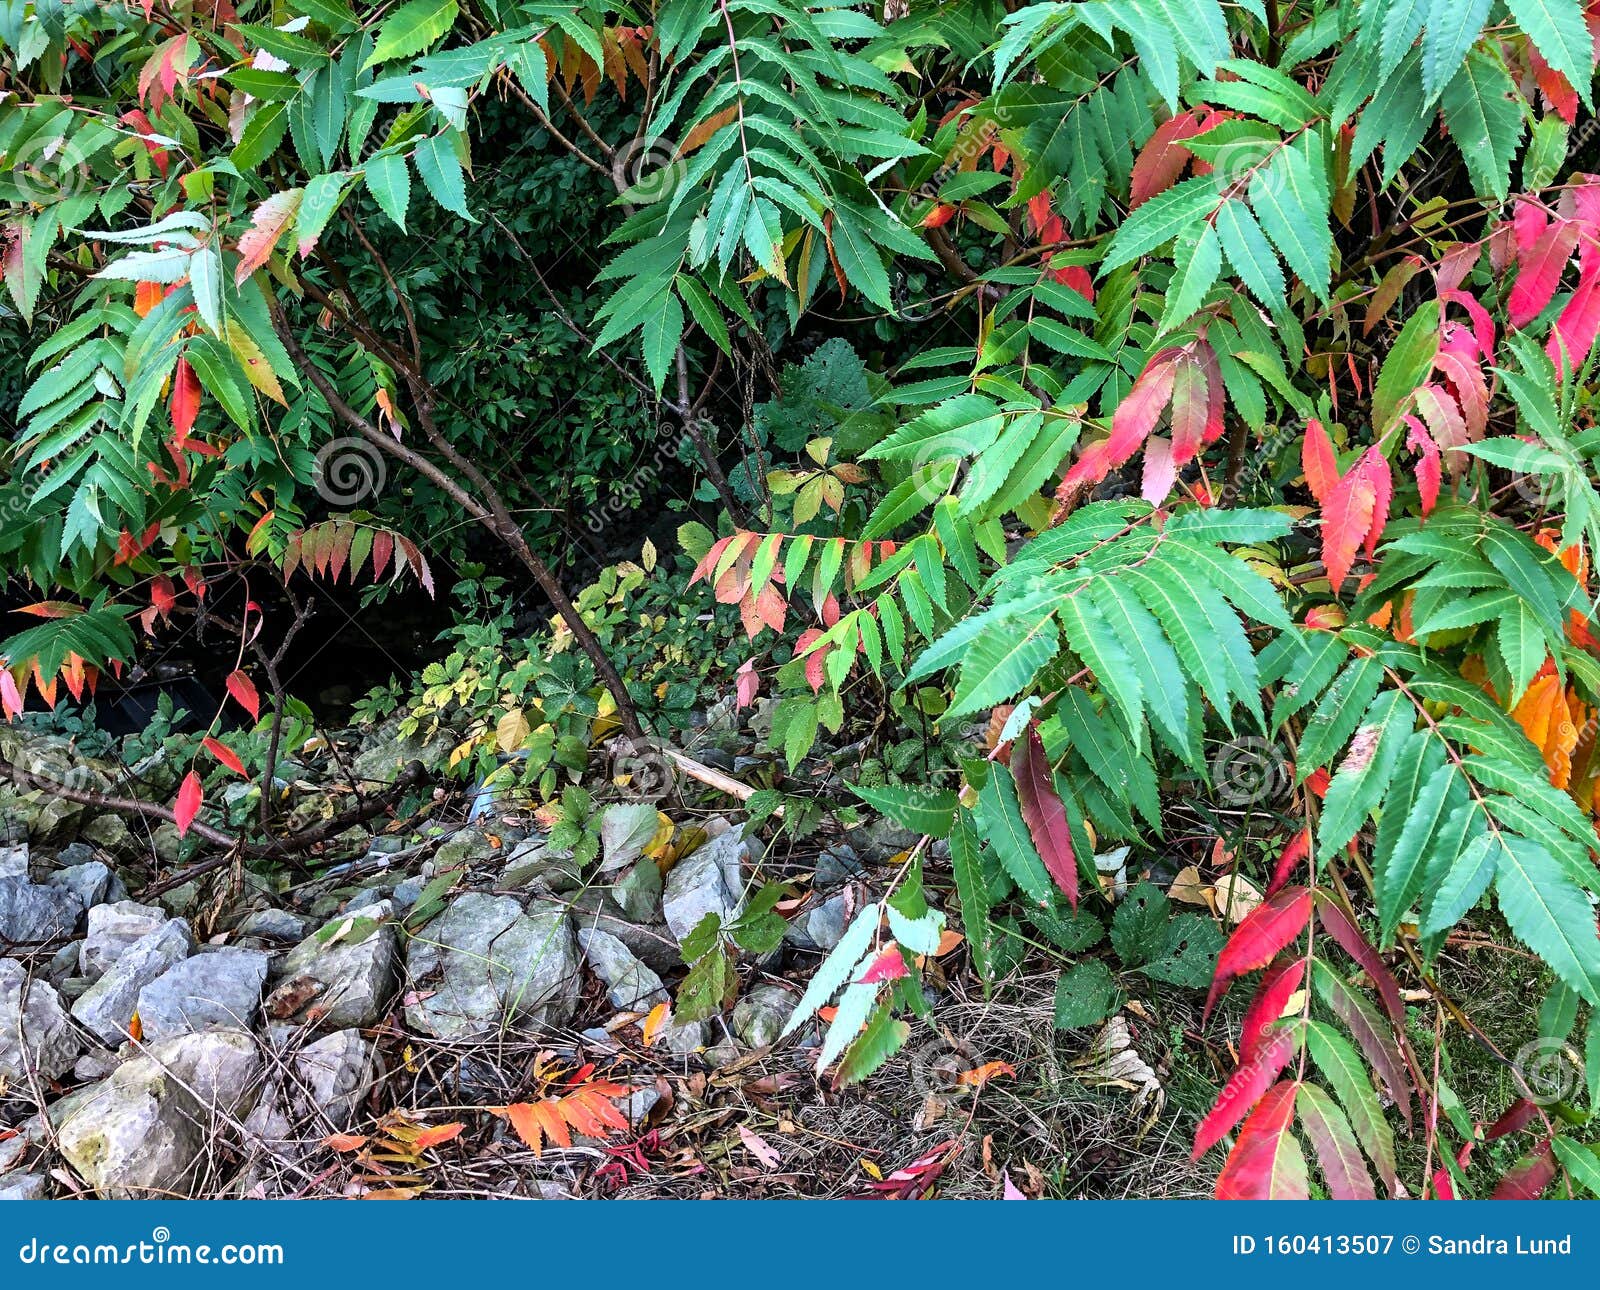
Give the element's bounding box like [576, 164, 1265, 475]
[404, 893, 579, 1040]
[578, 927, 668, 1011]
[71, 919, 193, 1044]
[0, 877, 83, 944]
[56, 1030, 261, 1198]
[0, 959, 83, 1082]
[292, 1029, 376, 1127]
[662, 828, 749, 945]
[732, 983, 797, 1049]
[136, 948, 269, 1039]
[80, 900, 167, 978]
[277, 918, 400, 1029]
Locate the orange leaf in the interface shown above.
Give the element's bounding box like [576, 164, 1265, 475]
[235, 189, 303, 285]
[641, 1001, 670, 1046]
[324, 1134, 368, 1152]
[956, 1060, 1016, 1087]
[500, 1103, 545, 1154]
[412, 1122, 464, 1150]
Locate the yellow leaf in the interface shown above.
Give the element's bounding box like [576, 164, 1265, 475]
[223, 320, 287, 405]
[496, 708, 531, 754]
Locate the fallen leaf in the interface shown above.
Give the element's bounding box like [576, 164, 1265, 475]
[737, 1123, 781, 1168]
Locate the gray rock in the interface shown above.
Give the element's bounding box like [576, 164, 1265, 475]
[814, 843, 866, 888]
[292, 1029, 375, 1127]
[57, 1029, 262, 1198]
[662, 828, 749, 945]
[44, 940, 80, 987]
[0, 1171, 47, 1200]
[785, 892, 851, 951]
[74, 1049, 120, 1081]
[236, 908, 306, 942]
[405, 893, 580, 1040]
[432, 827, 498, 871]
[351, 717, 452, 786]
[578, 927, 668, 1011]
[0, 843, 28, 880]
[81, 900, 168, 978]
[848, 818, 919, 864]
[278, 918, 400, 1029]
[657, 1017, 708, 1056]
[569, 890, 679, 974]
[47, 860, 126, 910]
[0, 959, 82, 1081]
[71, 919, 194, 1044]
[0, 877, 82, 944]
[499, 839, 583, 895]
[0, 1133, 25, 1172]
[136, 948, 270, 1039]
[391, 876, 425, 910]
[732, 983, 796, 1049]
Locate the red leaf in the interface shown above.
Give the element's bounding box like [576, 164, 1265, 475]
[1301, 418, 1339, 504]
[1239, 958, 1306, 1063]
[169, 357, 201, 437]
[225, 669, 260, 721]
[1129, 109, 1209, 207]
[0, 670, 21, 720]
[1493, 1139, 1556, 1199]
[1315, 899, 1407, 1032]
[1404, 415, 1441, 515]
[1265, 828, 1310, 897]
[1215, 1081, 1308, 1199]
[173, 770, 203, 838]
[859, 944, 909, 983]
[920, 203, 955, 229]
[1010, 726, 1077, 909]
[1320, 469, 1376, 593]
[203, 736, 245, 776]
[1548, 276, 1600, 376]
[1204, 886, 1313, 1021]
[1064, 349, 1178, 488]
[1486, 1097, 1539, 1140]
[1192, 1027, 1297, 1159]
